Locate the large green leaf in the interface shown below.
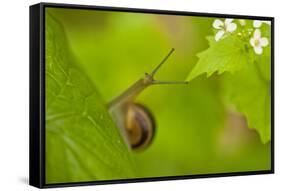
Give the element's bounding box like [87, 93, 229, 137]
[222, 55, 271, 143]
[187, 36, 251, 81]
[45, 13, 135, 184]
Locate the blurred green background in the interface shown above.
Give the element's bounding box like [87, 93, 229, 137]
[46, 7, 270, 180]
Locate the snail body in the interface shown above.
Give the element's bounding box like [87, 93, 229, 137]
[108, 48, 187, 151]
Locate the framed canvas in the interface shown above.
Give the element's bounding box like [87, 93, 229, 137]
[29, 2, 274, 188]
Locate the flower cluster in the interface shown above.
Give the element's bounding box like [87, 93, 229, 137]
[212, 19, 270, 55]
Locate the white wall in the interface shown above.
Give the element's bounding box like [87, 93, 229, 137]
[0, 0, 279, 190]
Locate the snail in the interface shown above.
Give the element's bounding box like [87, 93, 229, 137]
[108, 48, 187, 151]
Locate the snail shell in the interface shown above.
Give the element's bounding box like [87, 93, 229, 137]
[126, 103, 155, 150]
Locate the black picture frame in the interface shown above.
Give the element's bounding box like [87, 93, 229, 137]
[29, 2, 275, 188]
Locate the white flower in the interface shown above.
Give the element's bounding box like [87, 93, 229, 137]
[250, 29, 269, 55]
[253, 20, 271, 28]
[213, 18, 237, 41]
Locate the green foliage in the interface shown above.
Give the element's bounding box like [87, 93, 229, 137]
[223, 62, 271, 143]
[45, 13, 135, 184]
[187, 36, 250, 81]
[187, 19, 271, 143]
